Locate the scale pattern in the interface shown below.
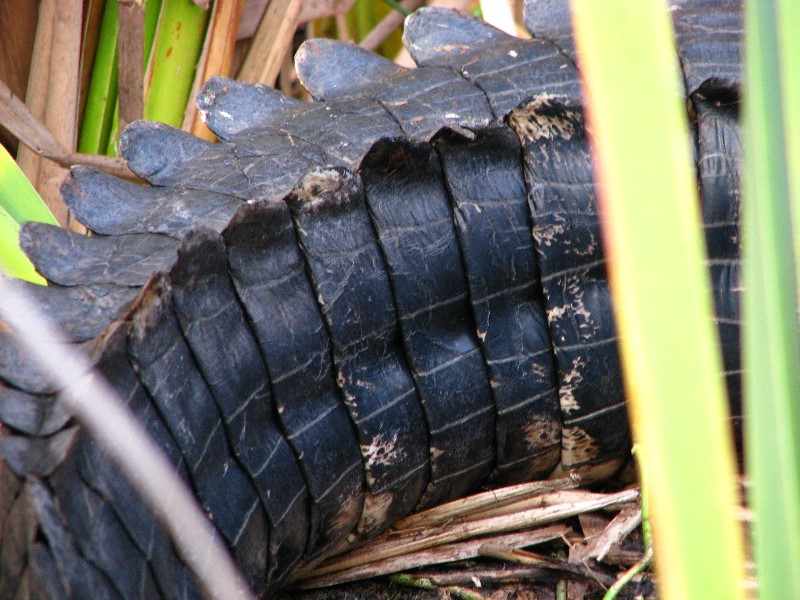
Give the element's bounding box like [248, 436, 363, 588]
[0, 1, 742, 598]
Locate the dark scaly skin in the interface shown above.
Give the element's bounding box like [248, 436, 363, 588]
[435, 127, 561, 484]
[287, 169, 430, 536]
[361, 139, 497, 508]
[223, 200, 365, 561]
[169, 230, 309, 584]
[0, 1, 742, 597]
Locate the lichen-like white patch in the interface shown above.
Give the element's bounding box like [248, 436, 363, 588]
[357, 492, 394, 536]
[561, 425, 599, 462]
[506, 94, 579, 143]
[330, 492, 363, 539]
[293, 168, 356, 213]
[545, 272, 596, 341]
[362, 433, 402, 477]
[529, 362, 550, 380]
[176, 419, 196, 448]
[444, 113, 459, 119]
[533, 220, 567, 248]
[508, 50, 518, 58]
[559, 356, 586, 414]
[524, 417, 561, 451]
[217, 110, 233, 120]
[545, 303, 568, 325]
[343, 390, 357, 412]
[572, 233, 597, 257]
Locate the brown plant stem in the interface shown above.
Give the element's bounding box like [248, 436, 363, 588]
[184, 0, 244, 140]
[238, 0, 304, 85]
[15, 0, 56, 189]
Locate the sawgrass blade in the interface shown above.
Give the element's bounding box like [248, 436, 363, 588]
[742, 1, 800, 598]
[571, 1, 747, 599]
[78, 0, 119, 155]
[0, 205, 44, 284]
[779, 0, 800, 279]
[144, 0, 210, 127]
[0, 144, 51, 283]
[0, 143, 57, 226]
[105, 98, 120, 156]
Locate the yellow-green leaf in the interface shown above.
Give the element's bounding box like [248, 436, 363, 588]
[571, 1, 747, 598]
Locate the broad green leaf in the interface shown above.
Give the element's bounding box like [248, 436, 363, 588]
[743, 1, 800, 598]
[144, 0, 163, 60]
[779, 0, 800, 279]
[0, 144, 57, 227]
[571, 1, 746, 599]
[0, 145, 54, 284]
[0, 204, 45, 284]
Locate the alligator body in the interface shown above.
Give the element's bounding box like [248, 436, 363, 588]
[0, 1, 742, 598]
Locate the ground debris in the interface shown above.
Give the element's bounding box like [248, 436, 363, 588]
[283, 479, 655, 599]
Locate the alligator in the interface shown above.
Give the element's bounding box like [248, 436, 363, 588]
[0, 0, 741, 598]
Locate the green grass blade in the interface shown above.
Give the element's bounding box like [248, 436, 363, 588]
[0, 205, 45, 284]
[143, 0, 163, 63]
[144, 0, 209, 127]
[0, 144, 58, 227]
[105, 99, 120, 156]
[350, 0, 377, 42]
[779, 0, 800, 278]
[742, 1, 800, 598]
[78, 0, 119, 155]
[571, 2, 746, 599]
[0, 145, 54, 284]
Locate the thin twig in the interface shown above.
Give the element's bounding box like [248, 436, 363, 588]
[390, 573, 488, 600]
[395, 478, 578, 530]
[296, 525, 569, 588]
[571, 506, 642, 563]
[297, 488, 639, 580]
[479, 544, 618, 588]
[603, 546, 653, 600]
[0, 79, 66, 158]
[0, 81, 138, 181]
[45, 152, 139, 182]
